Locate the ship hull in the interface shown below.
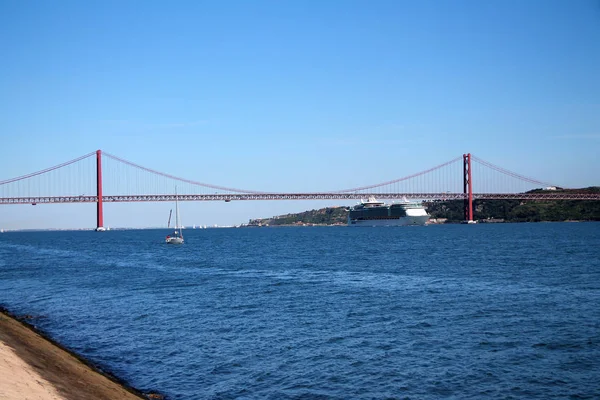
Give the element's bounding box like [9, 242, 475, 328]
[348, 215, 429, 226]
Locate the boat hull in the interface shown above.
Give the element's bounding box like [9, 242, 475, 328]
[166, 237, 184, 244]
[348, 215, 429, 226]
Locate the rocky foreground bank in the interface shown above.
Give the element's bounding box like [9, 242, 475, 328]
[0, 308, 163, 400]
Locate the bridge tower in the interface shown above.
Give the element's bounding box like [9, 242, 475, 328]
[463, 153, 474, 223]
[96, 150, 105, 231]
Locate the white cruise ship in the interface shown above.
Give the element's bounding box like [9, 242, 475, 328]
[348, 197, 430, 226]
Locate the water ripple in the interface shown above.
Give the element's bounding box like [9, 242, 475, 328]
[1, 224, 599, 399]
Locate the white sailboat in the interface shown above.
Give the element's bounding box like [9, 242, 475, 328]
[166, 187, 184, 244]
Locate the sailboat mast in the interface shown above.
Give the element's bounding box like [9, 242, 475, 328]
[175, 186, 180, 230]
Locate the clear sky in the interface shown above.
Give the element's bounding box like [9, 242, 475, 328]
[1, 0, 599, 229]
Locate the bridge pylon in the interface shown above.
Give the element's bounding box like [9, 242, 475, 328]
[96, 150, 105, 231]
[463, 153, 474, 223]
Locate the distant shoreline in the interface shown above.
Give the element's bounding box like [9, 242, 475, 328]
[1, 220, 598, 232]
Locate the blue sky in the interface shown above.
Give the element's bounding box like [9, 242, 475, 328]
[1, 0, 599, 229]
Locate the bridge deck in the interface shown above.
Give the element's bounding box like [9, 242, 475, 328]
[1, 192, 599, 204]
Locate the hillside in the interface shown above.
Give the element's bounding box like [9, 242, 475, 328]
[248, 207, 348, 226]
[426, 198, 600, 223]
[246, 188, 600, 225]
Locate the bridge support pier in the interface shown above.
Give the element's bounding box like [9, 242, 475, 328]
[463, 153, 474, 223]
[96, 150, 105, 231]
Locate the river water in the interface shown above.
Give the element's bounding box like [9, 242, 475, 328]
[1, 223, 599, 399]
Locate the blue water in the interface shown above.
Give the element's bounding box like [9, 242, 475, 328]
[1, 223, 600, 399]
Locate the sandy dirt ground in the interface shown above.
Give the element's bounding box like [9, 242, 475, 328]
[0, 340, 63, 400]
[0, 310, 153, 400]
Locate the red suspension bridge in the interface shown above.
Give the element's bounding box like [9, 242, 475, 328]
[1, 150, 598, 230]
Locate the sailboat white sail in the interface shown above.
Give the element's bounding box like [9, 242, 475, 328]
[166, 187, 184, 244]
